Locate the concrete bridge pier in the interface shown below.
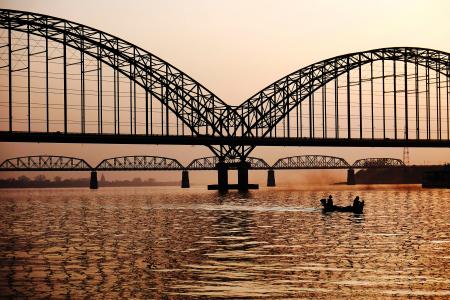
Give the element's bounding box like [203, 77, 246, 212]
[181, 170, 190, 188]
[267, 169, 276, 187]
[90, 171, 98, 189]
[347, 168, 356, 185]
[217, 161, 229, 191]
[237, 161, 250, 191]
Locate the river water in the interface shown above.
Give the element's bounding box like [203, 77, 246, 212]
[0, 186, 449, 299]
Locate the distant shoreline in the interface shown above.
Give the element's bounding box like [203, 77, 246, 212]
[0, 184, 180, 189]
[0, 176, 179, 189]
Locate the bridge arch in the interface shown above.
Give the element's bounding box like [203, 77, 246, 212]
[0, 155, 92, 171]
[0, 9, 237, 140]
[238, 47, 450, 142]
[272, 155, 350, 169]
[95, 156, 184, 170]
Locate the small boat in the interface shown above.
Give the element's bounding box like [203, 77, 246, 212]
[320, 199, 364, 214]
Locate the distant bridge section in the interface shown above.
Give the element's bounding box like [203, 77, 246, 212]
[272, 155, 351, 169]
[187, 156, 270, 170]
[267, 155, 406, 186]
[95, 156, 184, 171]
[0, 153, 416, 189]
[0, 155, 92, 171]
[352, 158, 405, 168]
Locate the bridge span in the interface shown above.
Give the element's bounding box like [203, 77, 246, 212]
[0, 9, 449, 190]
[0, 154, 427, 189]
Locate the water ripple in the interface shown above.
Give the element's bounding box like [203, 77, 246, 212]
[0, 187, 449, 299]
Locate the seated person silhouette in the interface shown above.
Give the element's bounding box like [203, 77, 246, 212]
[352, 196, 364, 212]
[326, 195, 334, 210]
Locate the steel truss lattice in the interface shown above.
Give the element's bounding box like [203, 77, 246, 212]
[0, 155, 92, 171]
[272, 155, 351, 169]
[96, 156, 184, 170]
[352, 158, 405, 168]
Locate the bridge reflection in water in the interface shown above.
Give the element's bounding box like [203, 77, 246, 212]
[0, 9, 449, 190]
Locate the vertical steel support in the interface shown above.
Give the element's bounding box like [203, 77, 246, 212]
[425, 56, 430, 140]
[415, 54, 419, 139]
[309, 93, 313, 138]
[347, 57, 351, 139]
[45, 26, 49, 133]
[129, 63, 133, 134]
[322, 69, 327, 138]
[117, 55, 120, 135]
[322, 85, 326, 138]
[447, 56, 449, 140]
[312, 92, 314, 138]
[63, 29, 67, 134]
[300, 93, 303, 138]
[145, 67, 149, 136]
[358, 54, 362, 139]
[296, 88, 299, 138]
[27, 25, 30, 132]
[404, 50, 408, 140]
[335, 62, 339, 138]
[81, 37, 85, 134]
[161, 83, 164, 135]
[134, 64, 137, 135]
[287, 83, 290, 138]
[393, 58, 397, 139]
[271, 84, 275, 138]
[166, 65, 170, 135]
[370, 58, 374, 139]
[113, 55, 117, 134]
[210, 80, 213, 138]
[97, 44, 102, 134]
[382, 58, 386, 139]
[8, 24, 12, 132]
[436, 62, 441, 139]
[150, 56, 153, 135]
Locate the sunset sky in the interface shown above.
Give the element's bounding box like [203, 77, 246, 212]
[0, 0, 449, 184]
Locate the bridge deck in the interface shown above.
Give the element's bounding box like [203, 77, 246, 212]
[1, 132, 449, 148]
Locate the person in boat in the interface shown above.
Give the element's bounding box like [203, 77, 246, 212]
[352, 196, 364, 212]
[320, 195, 364, 213]
[326, 195, 333, 209]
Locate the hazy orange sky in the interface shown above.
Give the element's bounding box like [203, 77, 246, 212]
[0, 0, 449, 184]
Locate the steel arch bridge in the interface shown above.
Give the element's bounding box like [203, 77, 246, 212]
[1, 9, 449, 190]
[0, 155, 92, 171]
[0, 9, 449, 160]
[95, 155, 184, 171]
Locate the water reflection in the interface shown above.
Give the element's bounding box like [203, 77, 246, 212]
[0, 187, 449, 298]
